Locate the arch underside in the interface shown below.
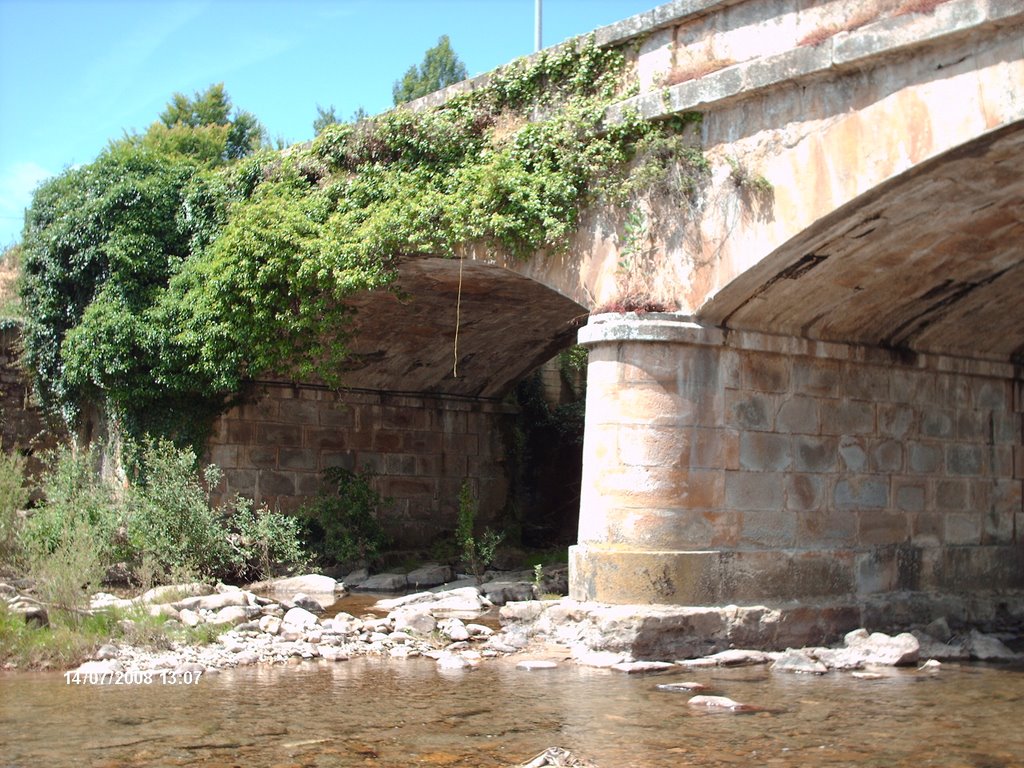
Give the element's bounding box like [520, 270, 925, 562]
[699, 121, 1024, 363]
[337, 256, 587, 398]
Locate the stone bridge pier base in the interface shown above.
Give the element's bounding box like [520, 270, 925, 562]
[570, 313, 1024, 627]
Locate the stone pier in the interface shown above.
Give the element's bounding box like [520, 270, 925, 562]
[570, 313, 1024, 615]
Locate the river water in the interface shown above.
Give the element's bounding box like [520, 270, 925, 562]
[3, 653, 1024, 767]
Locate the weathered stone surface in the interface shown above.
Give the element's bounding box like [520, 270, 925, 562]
[770, 650, 828, 675]
[136, 583, 213, 605]
[517, 660, 559, 670]
[842, 629, 920, 667]
[359, 573, 409, 592]
[406, 564, 454, 588]
[480, 581, 535, 605]
[281, 607, 320, 631]
[611, 661, 676, 674]
[965, 630, 1019, 661]
[687, 695, 755, 711]
[258, 574, 338, 595]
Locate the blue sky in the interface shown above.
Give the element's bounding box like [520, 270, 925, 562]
[0, 0, 659, 247]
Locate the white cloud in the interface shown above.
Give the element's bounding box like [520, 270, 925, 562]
[0, 161, 53, 246]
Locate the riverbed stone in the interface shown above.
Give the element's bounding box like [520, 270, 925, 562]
[407, 564, 454, 588]
[282, 606, 320, 631]
[209, 606, 252, 626]
[436, 652, 474, 670]
[359, 573, 409, 592]
[392, 610, 437, 635]
[175, 591, 251, 612]
[257, 574, 339, 594]
[288, 592, 327, 614]
[147, 603, 181, 620]
[843, 629, 920, 666]
[136, 583, 212, 605]
[573, 649, 627, 667]
[259, 615, 282, 634]
[966, 629, 1018, 661]
[440, 618, 470, 641]
[688, 695, 753, 711]
[517, 659, 559, 670]
[611, 660, 676, 674]
[770, 649, 828, 674]
[656, 681, 709, 692]
[480, 581, 535, 605]
[178, 608, 202, 628]
[342, 568, 369, 587]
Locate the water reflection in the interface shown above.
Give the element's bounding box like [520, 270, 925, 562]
[3, 658, 1024, 767]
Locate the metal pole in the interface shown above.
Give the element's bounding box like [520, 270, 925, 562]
[534, 0, 542, 51]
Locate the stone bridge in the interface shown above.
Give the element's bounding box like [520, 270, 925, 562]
[209, 0, 1024, 623]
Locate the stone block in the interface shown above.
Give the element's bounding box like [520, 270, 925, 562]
[908, 442, 942, 474]
[843, 365, 888, 401]
[376, 432, 405, 452]
[209, 444, 238, 470]
[246, 445, 279, 469]
[821, 400, 875, 436]
[618, 425, 684, 467]
[738, 509, 795, 547]
[385, 453, 417, 476]
[304, 427, 349, 451]
[775, 396, 819, 434]
[740, 353, 789, 393]
[834, 477, 888, 510]
[793, 436, 837, 473]
[955, 410, 988, 441]
[225, 469, 257, 494]
[279, 449, 316, 472]
[678, 470, 726, 510]
[259, 470, 295, 496]
[857, 510, 909, 546]
[792, 359, 841, 397]
[725, 390, 773, 431]
[877, 404, 916, 439]
[319, 405, 354, 429]
[256, 422, 302, 447]
[320, 450, 356, 472]
[870, 439, 903, 473]
[935, 479, 969, 511]
[278, 398, 320, 425]
[990, 445, 1014, 478]
[725, 471, 783, 510]
[910, 513, 942, 547]
[739, 432, 792, 472]
[921, 409, 955, 439]
[993, 412, 1021, 444]
[944, 513, 981, 546]
[975, 380, 1007, 410]
[893, 480, 926, 513]
[890, 370, 936, 405]
[689, 427, 740, 470]
[797, 508, 857, 544]
[225, 420, 254, 443]
[786, 474, 826, 512]
[838, 436, 867, 472]
[945, 444, 984, 476]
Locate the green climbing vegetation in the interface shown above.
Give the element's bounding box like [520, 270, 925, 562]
[20, 37, 705, 449]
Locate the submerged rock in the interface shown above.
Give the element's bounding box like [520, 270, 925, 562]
[688, 695, 757, 712]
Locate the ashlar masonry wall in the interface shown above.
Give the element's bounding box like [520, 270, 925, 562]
[206, 382, 516, 549]
[571, 314, 1024, 609]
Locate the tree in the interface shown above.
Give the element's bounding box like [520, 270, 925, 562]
[139, 83, 267, 166]
[313, 104, 338, 136]
[392, 35, 467, 105]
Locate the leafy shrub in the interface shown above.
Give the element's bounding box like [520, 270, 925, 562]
[124, 439, 234, 581]
[20, 447, 124, 565]
[0, 452, 28, 566]
[456, 480, 503, 583]
[299, 467, 388, 567]
[226, 496, 309, 582]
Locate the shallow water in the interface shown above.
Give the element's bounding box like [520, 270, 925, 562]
[3, 655, 1024, 767]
